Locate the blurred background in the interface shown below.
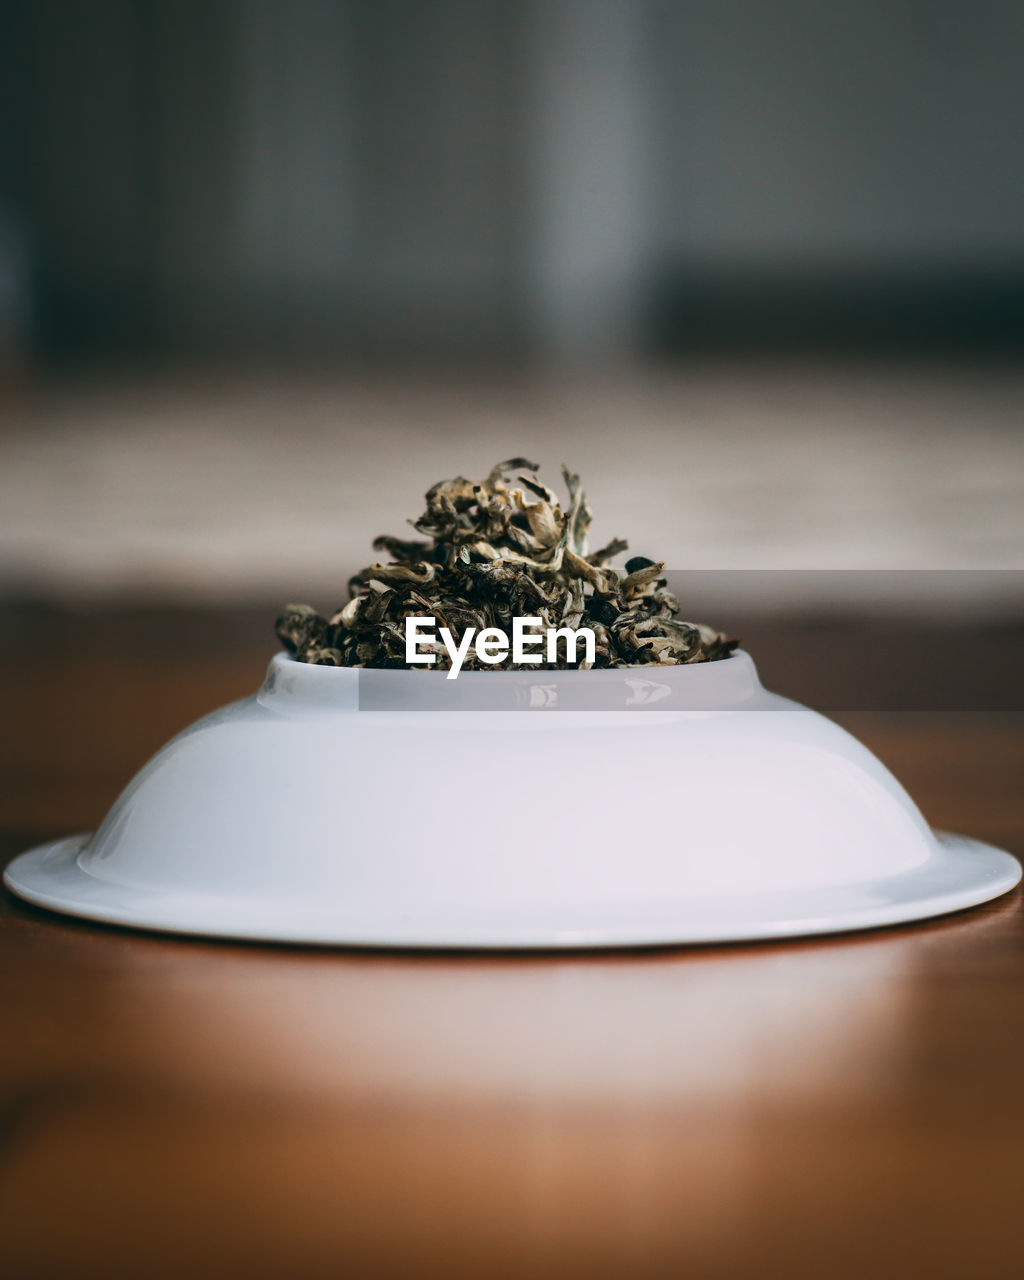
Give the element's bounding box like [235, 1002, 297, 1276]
[5, 0, 1024, 364]
[0, 0, 1022, 831]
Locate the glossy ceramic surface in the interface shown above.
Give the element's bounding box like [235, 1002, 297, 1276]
[4, 652, 1019, 946]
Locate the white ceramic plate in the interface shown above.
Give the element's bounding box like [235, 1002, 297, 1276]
[4, 829, 1018, 949]
[3, 653, 1019, 948]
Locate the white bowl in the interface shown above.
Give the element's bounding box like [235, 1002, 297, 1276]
[4, 651, 1018, 947]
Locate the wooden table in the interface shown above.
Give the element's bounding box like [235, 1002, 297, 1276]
[2, 610, 1022, 1278]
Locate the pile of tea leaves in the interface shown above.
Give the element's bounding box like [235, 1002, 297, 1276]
[276, 459, 738, 670]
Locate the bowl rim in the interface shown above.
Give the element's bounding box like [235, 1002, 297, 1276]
[5, 829, 1019, 948]
[259, 647, 772, 712]
[270, 645, 752, 677]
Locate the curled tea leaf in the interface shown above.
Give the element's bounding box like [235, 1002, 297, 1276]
[276, 461, 739, 671]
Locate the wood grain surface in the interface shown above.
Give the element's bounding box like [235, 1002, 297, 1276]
[1, 608, 1022, 1279]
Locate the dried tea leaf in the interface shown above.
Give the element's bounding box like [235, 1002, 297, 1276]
[275, 461, 739, 671]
